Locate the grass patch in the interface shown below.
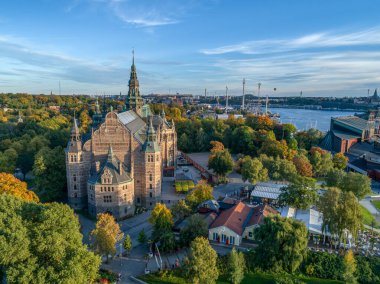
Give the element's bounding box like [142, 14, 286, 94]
[360, 205, 380, 229]
[139, 271, 343, 284]
[371, 200, 380, 211]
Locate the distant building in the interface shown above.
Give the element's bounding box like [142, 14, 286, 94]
[321, 114, 380, 153]
[250, 182, 288, 204]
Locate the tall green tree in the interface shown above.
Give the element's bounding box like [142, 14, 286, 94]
[254, 215, 308, 273]
[208, 149, 234, 179]
[186, 237, 219, 284]
[318, 188, 363, 245]
[332, 153, 348, 170]
[185, 181, 213, 209]
[149, 203, 175, 252]
[227, 248, 246, 284]
[138, 229, 147, 245]
[278, 176, 317, 209]
[0, 194, 100, 284]
[123, 234, 132, 255]
[171, 199, 192, 220]
[340, 172, 371, 199]
[240, 156, 268, 184]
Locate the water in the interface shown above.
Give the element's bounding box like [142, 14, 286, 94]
[270, 108, 361, 132]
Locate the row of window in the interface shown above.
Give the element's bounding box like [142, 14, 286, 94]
[101, 186, 114, 192]
[104, 195, 112, 203]
[212, 233, 236, 245]
[68, 154, 83, 162]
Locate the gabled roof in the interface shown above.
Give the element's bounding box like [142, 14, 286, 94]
[210, 201, 252, 235]
[88, 147, 132, 185]
[245, 204, 279, 228]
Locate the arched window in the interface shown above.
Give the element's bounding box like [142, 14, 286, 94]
[149, 173, 153, 181]
[73, 174, 76, 182]
[149, 184, 153, 190]
[150, 192, 153, 198]
[74, 184, 77, 190]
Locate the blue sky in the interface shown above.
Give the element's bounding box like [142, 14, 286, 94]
[1, 0, 380, 97]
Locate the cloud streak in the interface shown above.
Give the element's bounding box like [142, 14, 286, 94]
[201, 27, 380, 55]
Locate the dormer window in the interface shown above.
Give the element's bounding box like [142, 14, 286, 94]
[101, 168, 113, 184]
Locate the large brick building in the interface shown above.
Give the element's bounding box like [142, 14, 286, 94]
[65, 57, 177, 219]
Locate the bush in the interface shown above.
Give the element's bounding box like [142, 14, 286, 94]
[300, 251, 343, 280]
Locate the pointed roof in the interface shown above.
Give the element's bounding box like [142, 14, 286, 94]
[71, 116, 80, 135]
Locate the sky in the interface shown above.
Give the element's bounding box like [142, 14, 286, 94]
[1, 0, 380, 97]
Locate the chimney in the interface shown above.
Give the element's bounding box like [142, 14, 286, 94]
[118, 162, 123, 175]
[95, 161, 100, 173]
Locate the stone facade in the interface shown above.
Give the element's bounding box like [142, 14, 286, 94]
[65, 58, 177, 219]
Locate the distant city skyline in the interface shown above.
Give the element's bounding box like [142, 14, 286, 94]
[1, 0, 380, 97]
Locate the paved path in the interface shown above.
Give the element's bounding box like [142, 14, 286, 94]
[360, 198, 379, 215]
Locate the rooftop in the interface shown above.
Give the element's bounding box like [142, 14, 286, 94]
[251, 182, 288, 200]
[332, 116, 369, 132]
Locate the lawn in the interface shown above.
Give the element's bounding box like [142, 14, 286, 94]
[139, 271, 343, 284]
[360, 205, 380, 229]
[372, 200, 380, 211]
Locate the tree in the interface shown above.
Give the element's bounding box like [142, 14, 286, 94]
[185, 181, 213, 209]
[258, 139, 288, 159]
[333, 152, 348, 170]
[33, 146, 66, 201]
[318, 188, 363, 245]
[149, 203, 175, 252]
[343, 250, 357, 284]
[0, 173, 39, 202]
[186, 237, 219, 284]
[171, 199, 192, 220]
[180, 214, 208, 246]
[340, 172, 371, 199]
[260, 155, 297, 181]
[278, 176, 318, 209]
[138, 229, 147, 245]
[0, 148, 18, 173]
[208, 149, 234, 179]
[178, 133, 191, 152]
[227, 248, 246, 284]
[309, 150, 333, 177]
[326, 168, 346, 187]
[293, 155, 313, 177]
[91, 213, 124, 262]
[295, 129, 323, 150]
[254, 215, 308, 273]
[245, 114, 274, 131]
[240, 156, 268, 184]
[123, 234, 132, 255]
[0, 194, 100, 283]
[230, 126, 255, 155]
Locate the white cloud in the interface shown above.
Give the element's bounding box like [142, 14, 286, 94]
[200, 27, 380, 55]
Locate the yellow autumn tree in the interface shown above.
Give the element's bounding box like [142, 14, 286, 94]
[90, 213, 123, 262]
[0, 172, 39, 202]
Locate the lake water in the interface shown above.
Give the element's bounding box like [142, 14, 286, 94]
[270, 108, 361, 132]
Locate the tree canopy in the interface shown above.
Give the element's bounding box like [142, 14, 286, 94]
[240, 156, 268, 184]
[278, 176, 317, 209]
[254, 215, 308, 273]
[0, 173, 39, 202]
[0, 194, 100, 284]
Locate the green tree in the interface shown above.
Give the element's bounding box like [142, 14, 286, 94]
[278, 176, 317, 209]
[254, 215, 308, 273]
[33, 146, 66, 201]
[208, 149, 234, 179]
[123, 234, 132, 255]
[240, 156, 268, 184]
[0, 194, 100, 284]
[230, 126, 255, 155]
[185, 181, 213, 209]
[343, 250, 357, 284]
[149, 203, 175, 252]
[0, 148, 18, 173]
[333, 152, 348, 170]
[309, 150, 333, 177]
[340, 172, 371, 199]
[258, 139, 288, 159]
[180, 214, 208, 246]
[326, 168, 346, 187]
[260, 155, 297, 181]
[318, 188, 363, 245]
[171, 199, 192, 220]
[178, 133, 191, 152]
[227, 248, 246, 284]
[91, 213, 124, 262]
[138, 229, 147, 245]
[186, 237, 219, 284]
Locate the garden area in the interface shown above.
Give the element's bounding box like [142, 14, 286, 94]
[175, 181, 195, 193]
[360, 205, 380, 229]
[372, 200, 380, 211]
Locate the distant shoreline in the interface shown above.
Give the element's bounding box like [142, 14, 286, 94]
[269, 105, 366, 112]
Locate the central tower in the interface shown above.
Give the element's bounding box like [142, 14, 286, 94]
[126, 51, 143, 114]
